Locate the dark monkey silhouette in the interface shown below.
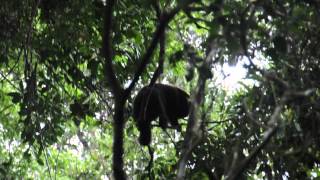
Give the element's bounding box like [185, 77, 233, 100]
[133, 84, 190, 145]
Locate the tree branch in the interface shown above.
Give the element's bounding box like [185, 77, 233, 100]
[124, 8, 180, 97]
[102, 1, 127, 179]
[149, 14, 166, 86]
[226, 91, 292, 180]
[102, 0, 123, 99]
[146, 145, 154, 179]
[176, 77, 206, 180]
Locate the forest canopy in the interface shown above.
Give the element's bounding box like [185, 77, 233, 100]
[1, 0, 320, 179]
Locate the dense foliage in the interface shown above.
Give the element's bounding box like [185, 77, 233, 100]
[1, 0, 320, 179]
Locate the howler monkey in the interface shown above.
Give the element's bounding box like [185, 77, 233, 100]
[133, 84, 190, 145]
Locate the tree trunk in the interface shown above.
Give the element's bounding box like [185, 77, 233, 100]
[112, 98, 126, 179]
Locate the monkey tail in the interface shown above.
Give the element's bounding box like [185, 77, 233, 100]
[138, 122, 152, 146]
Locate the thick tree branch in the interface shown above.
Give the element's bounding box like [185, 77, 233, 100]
[102, 1, 126, 179]
[102, 0, 123, 98]
[176, 77, 206, 180]
[149, 17, 166, 86]
[124, 8, 180, 97]
[112, 99, 126, 180]
[125, 0, 199, 96]
[176, 52, 214, 179]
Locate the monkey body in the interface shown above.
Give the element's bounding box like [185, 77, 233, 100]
[133, 84, 190, 145]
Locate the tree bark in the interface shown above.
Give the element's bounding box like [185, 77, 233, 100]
[112, 97, 126, 179]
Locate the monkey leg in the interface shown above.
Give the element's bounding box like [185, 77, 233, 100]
[156, 90, 170, 129]
[138, 121, 152, 146]
[159, 116, 168, 129]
